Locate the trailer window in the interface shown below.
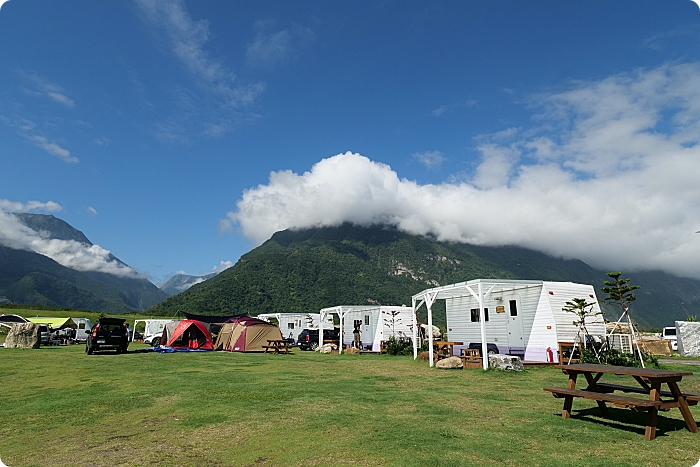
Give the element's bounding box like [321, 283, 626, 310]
[364, 315, 370, 326]
[287, 323, 295, 329]
[509, 300, 518, 317]
[354, 319, 362, 329]
[470, 308, 489, 322]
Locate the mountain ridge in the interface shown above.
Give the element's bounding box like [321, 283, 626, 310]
[148, 224, 700, 328]
[0, 214, 168, 313]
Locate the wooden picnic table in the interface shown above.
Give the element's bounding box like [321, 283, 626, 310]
[433, 341, 463, 359]
[263, 339, 291, 354]
[544, 363, 699, 441]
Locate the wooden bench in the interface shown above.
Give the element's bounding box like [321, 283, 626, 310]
[593, 383, 699, 406]
[459, 348, 483, 369]
[544, 387, 663, 412]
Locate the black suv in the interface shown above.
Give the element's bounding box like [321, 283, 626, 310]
[86, 318, 129, 354]
[298, 328, 341, 351]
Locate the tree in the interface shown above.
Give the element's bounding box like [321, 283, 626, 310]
[601, 272, 640, 315]
[563, 297, 602, 363]
[563, 297, 602, 328]
[601, 271, 645, 366]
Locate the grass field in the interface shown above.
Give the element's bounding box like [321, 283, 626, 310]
[1, 345, 699, 467]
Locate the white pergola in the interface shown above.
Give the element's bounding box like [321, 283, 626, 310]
[319, 305, 418, 354]
[412, 279, 542, 369]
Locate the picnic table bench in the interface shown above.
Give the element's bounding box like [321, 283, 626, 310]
[544, 363, 699, 441]
[262, 339, 291, 354]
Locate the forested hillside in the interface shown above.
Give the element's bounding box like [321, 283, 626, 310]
[149, 224, 700, 328]
[0, 214, 169, 313]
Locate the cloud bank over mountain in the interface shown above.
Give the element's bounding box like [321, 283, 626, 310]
[223, 63, 700, 280]
[0, 204, 141, 279]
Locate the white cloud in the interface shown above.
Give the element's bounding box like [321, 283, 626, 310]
[0, 199, 62, 212]
[432, 106, 447, 117]
[28, 134, 78, 163]
[18, 70, 75, 107]
[222, 63, 700, 280]
[413, 150, 445, 169]
[246, 19, 314, 68]
[134, 0, 264, 108]
[85, 206, 98, 216]
[209, 260, 233, 274]
[0, 204, 140, 279]
[1, 116, 78, 163]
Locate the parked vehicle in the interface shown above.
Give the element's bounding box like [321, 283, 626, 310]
[467, 342, 500, 356]
[38, 324, 50, 345]
[297, 328, 340, 350]
[133, 319, 176, 347]
[72, 318, 93, 342]
[660, 327, 678, 351]
[86, 318, 129, 354]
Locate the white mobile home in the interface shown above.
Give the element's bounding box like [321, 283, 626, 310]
[257, 313, 333, 343]
[319, 305, 416, 352]
[412, 279, 605, 368]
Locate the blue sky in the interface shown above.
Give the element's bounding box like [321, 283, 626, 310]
[1, 0, 700, 284]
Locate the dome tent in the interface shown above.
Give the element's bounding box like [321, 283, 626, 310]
[161, 320, 213, 350]
[214, 317, 282, 352]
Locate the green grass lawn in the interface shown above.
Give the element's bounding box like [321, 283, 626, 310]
[1, 346, 699, 467]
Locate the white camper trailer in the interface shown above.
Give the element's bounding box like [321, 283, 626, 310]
[412, 279, 606, 368]
[72, 318, 93, 342]
[257, 313, 333, 343]
[319, 305, 416, 352]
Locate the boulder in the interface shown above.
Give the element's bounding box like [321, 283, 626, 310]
[436, 356, 463, 369]
[488, 354, 524, 371]
[5, 323, 40, 349]
[677, 321, 700, 357]
[318, 343, 338, 354]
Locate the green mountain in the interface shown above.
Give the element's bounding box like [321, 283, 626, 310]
[0, 214, 168, 313]
[148, 224, 700, 328]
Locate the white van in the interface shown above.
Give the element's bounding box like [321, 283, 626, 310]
[661, 327, 678, 351]
[133, 319, 176, 347]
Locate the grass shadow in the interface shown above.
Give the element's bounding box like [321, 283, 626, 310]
[562, 406, 690, 438]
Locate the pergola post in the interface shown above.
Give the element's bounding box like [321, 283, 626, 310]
[412, 297, 417, 359]
[338, 308, 343, 354]
[479, 282, 488, 370]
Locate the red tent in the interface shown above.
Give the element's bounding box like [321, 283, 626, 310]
[162, 320, 213, 350]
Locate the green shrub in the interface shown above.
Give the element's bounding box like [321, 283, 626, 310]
[581, 348, 659, 368]
[385, 335, 413, 356]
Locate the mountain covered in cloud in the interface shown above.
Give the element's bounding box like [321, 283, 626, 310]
[0, 213, 168, 313]
[159, 272, 218, 296]
[149, 224, 700, 328]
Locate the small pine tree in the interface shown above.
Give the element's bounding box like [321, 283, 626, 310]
[563, 297, 602, 328]
[601, 272, 640, 315]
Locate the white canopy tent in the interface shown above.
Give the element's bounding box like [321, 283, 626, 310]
[257, 313, 333, 343]
[319, 305, 418, 354]
[412, 279, 542, 369]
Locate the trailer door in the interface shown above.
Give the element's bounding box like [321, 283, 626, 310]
[506, 298, 525, 354]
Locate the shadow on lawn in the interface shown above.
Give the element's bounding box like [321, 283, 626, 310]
[555, 407, 690, 438]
